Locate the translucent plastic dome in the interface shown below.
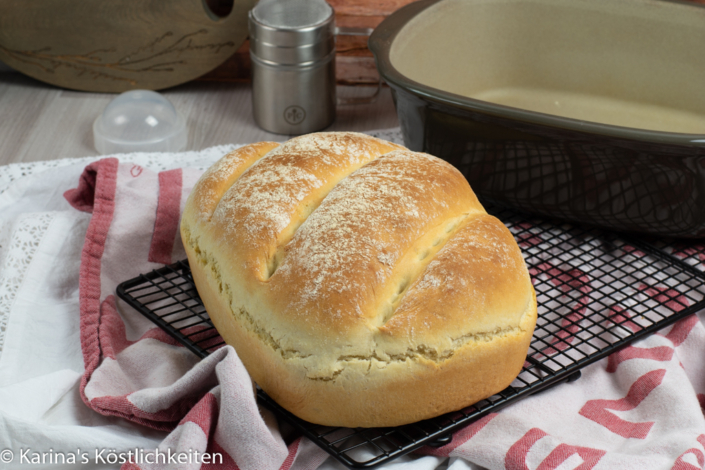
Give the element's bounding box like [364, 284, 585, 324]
[93, 90, 187, 154]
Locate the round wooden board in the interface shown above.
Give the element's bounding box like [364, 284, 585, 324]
[0, 0, 256, 92]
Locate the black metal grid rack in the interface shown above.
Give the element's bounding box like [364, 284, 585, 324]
[653, 240, 705, 274]
[116, 204, 705, 469]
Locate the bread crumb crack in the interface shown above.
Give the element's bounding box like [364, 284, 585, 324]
[301, 326, 523, 381]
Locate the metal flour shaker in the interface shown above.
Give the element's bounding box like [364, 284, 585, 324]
[248, 0, 337, 134]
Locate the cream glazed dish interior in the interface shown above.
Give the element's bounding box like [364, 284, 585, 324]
[390, 0, 705, 134]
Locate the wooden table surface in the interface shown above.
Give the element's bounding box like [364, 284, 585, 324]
[0, 71, 400, 166]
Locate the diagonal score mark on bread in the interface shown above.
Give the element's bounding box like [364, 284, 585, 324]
[180, 132, 537, 427]
[209, 133, 404, 280]
[181, 142, 280, 277]
[183, 141, 282, 223]
[270, 150, 485, 332]
[377, 212, 471, 326]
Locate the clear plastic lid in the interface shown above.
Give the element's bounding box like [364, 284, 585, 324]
[93, 90, 187, 155]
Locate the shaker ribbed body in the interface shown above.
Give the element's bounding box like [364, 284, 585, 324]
[248, 0, 336, 134]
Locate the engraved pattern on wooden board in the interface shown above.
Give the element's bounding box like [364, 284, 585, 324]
[0, 0, 256, 92]
[0, 30, 236, 86]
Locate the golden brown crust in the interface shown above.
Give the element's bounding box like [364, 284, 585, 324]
[181, 131, 537, 427]
[183, 141, 281, 224]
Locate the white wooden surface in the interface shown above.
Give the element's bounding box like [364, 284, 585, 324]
[0, 71, 400, 166]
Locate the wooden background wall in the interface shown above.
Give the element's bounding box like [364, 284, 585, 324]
[200, 0, 416, 85]
[200, 0, 705, 86]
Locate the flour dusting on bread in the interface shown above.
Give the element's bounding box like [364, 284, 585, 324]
[273, 150, 472, 315]
[180, 132, 537, 427]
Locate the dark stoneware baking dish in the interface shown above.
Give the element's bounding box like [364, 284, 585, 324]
[369, 0, 705, 238]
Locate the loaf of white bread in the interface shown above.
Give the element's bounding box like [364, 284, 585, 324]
[180, 132, 537, 427]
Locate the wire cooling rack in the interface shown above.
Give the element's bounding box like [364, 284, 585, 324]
[116, 203, 705, 469]
[652, 240, 705, 273]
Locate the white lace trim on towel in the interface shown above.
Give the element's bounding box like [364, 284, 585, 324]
[0, 212, 56, 357]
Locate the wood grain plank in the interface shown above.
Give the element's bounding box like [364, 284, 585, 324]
[0, 74, 60, 164]
[0, 72, 399, 165]
[327, 0, 415, 17]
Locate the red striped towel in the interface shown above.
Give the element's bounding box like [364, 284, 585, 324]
[64, 158, 329, 470]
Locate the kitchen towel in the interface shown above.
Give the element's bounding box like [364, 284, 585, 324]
[64, 156, 318, 470]
[2, 133, 705, 470]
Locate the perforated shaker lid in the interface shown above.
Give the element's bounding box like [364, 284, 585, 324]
[249, 0, 335, 64]
[253, 0, 332, 30]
